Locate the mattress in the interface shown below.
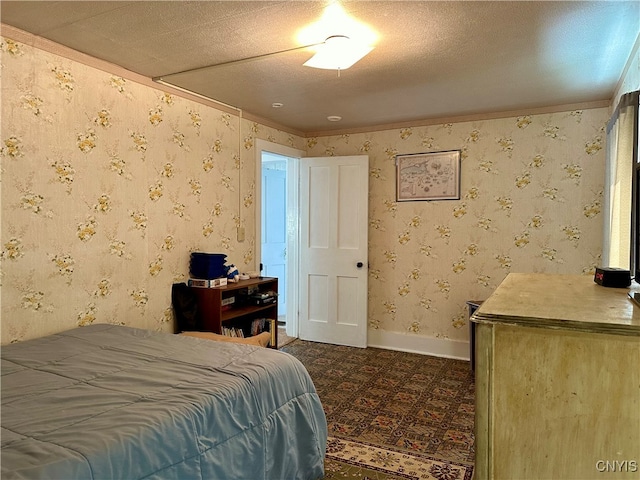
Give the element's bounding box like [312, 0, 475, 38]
[1, 324, 327, 479]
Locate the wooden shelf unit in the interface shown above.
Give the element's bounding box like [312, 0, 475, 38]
[190, 277, 278, 348]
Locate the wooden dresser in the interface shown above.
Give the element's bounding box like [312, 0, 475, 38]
[472, 273, 640, 480]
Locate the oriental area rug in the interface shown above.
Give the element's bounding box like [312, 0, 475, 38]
[324, 437, 473, 480]
[280, 340, 475, 480]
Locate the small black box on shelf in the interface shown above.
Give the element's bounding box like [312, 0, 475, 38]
[594, 267, 631, 288]
[240, 290, 277, 306]
[248, 295, 277, 306]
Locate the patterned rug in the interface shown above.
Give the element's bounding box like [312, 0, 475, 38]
[324, 437, 473, 480]
[280, 340, 475, 479]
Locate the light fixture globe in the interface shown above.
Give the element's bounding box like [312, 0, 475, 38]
[303, 35, 373, 70]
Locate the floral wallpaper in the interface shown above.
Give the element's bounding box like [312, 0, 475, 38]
[0, 36, 303, 343]
[306, 109, 607, 342]
[1, 34, 608, 348]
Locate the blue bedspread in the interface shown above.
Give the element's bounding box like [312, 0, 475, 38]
[1, 324, 327, 479]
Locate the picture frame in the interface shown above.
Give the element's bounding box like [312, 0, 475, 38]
[395, 150, 461, 201]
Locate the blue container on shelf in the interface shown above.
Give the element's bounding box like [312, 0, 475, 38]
[189, 252, 227, 279]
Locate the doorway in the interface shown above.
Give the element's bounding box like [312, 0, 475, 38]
[255, 139, 303, 340]
[255, 141, 369, 348]
[261, 152, 288, 318]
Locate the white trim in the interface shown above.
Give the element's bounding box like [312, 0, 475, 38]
[367, 329, 471, 361]
[285, 157, 300, 339]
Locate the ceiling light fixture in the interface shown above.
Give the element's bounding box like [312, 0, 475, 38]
[327, 115, 342, 122]
[154, 2, 377, 99]
[303, 35, 373, 70]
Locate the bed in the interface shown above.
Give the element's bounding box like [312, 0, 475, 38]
[1, 324, 327, 479]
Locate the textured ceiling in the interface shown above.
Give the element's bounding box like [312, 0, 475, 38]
[1, 1, 639, 134]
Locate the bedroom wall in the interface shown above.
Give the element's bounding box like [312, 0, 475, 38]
[0, 35, 304, 344]
[305, 107, 608, 353]
[1, 33, 609, 354]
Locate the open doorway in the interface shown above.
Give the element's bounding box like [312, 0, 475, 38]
[256, 141, 369, 348]
[255, 139, 303, 343]
[260, 152, 287, 318]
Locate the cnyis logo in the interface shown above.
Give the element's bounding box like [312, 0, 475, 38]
[595, 460, 638, 473]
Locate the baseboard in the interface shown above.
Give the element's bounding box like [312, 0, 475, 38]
[367, 329, 470, 361]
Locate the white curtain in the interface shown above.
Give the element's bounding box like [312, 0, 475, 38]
[603, 91, 639, 268]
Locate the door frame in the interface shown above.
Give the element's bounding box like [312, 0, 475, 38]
[255, 139, 303, 338]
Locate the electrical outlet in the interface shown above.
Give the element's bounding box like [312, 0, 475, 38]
[237, 226, 245, 242]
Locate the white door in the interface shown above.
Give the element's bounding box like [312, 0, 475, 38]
[261, 160, 287, 316]
[299, 155, 369, 347]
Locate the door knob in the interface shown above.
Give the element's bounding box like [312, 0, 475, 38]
[356, 262, 364, 268]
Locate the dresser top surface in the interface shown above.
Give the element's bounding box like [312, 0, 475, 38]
[474, 273, 640, 335]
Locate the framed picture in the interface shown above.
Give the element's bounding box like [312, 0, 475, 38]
[396, 150, 461, 201]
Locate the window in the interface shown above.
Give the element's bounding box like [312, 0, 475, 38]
[604, 90, 639, 282]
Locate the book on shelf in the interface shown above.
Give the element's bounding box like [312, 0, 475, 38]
[222, 326, 245, 338]
[250, 318, 267, 336]
[270, 319, 276, 348]
[249, 318, 276, 336]
[221, 296, 235, 306]
[221, 317, 275, 344]
[187, 277, 227, 288]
